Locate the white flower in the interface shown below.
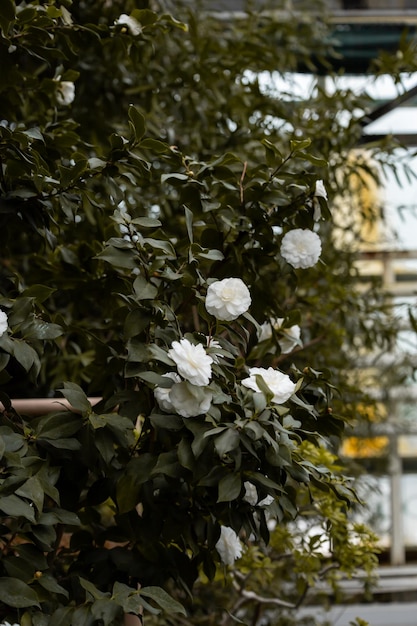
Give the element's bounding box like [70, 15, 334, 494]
[313, 180, 328, 221]
[257, 318, 301, 354]
[314, 179, 327, 200]
[168, 338, 213, 386]
[206, 336, 223, 363]
[56, 81, 75, 106]
[0, 311, 8, 337]
[205, 278, 251, 321]
[243, 481, 258, 506]
[115, 13, 142, 36]
[215, 526, 243, 565]
[259, 494, 274, 507]
[242, 367, 296, 404]
[154, 372, 181, 413]
[0, 622, 20, 626]
[169, 381, 212, 418]
[280, 229, 321, 269]
[243, 482, 275, 508]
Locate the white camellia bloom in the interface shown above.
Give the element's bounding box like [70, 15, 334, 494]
[0, 622, 20, 626]
[154, 372, 182, 413]
[215, 526, 243, 565]
[205, 277, 251, 321]
[257, 317, 301, 354]
[115, 13, 142, 36]
[243, 481, 258, 506]
[314, 179, 328, 200]
[280, 228, 322, 269]
[0, 311, 8, 337]
[242, 366, 296, 404]
[169, 382, 212, 418]
[56, 81, 75, 106]
[313, 179, 328, 221]
[168, 338, 213, 386]
[243, 482, 274, 507]
[259, 494, 274, 507]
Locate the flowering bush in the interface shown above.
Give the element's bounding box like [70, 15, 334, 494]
[0, 0, 410, 625]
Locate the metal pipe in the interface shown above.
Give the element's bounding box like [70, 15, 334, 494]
[0, 397, 102, 415]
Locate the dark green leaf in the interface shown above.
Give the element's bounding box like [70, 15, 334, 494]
[0, 577, 40, 608]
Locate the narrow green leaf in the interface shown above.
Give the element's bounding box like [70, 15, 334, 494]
[184, 206, 194, 243]
[128, 105, 146, 142]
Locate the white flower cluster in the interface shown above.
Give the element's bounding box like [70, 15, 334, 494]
[280, 228, 321, 269]
[153, 275, 300, 417]
[55, 81, 75, 106]
[154, 339, 213, 418]
[154, 277, 252, 417]
[258, 317, 301, 354]
[0, 621, 20, 626]
[115, 14, 142, 36]
[0, 311, 8, 337]
[215, 526, 243, 565]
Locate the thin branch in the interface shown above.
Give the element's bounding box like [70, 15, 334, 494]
[239, 161, 247, 205]
[240, 589, 296, 609]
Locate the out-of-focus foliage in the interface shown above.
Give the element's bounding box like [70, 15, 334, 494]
[0, 0, 415, 624]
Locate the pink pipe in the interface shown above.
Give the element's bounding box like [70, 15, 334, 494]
[0, 397, 102, 415]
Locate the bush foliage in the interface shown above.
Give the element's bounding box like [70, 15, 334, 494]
[0, 1, 415, 624]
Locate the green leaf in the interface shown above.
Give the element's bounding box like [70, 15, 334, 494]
[161, 173, 189, 183]
[25, 320, 63, 340]
[36, 411, 83, 439]
[15, 476, 44, 511]
[38, 574, 69, 598]
[130, 216, 162, 228]
[290, 138, 312, 152]
[21, 285, 56, 303]
[214, 429, 239, 457]
[184, 206, 194, 243]
[11, 340, 40, 374]
[59, 382, 92, 413]
[128, 105, 146, 142]
[131, 9, 158, 26]
[133, 275, 158, 300]
[0, 0, 15, 21]
[0, 577, 40, 608]
[140, 586, 186, 615]
[91, 597, 121, 625]
[0, 495, 36, 523]
[79, 577, 107, 600]
[218, 473, 241, 502]
[96, 245, 137, 269]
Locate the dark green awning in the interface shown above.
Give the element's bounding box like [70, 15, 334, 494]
[328, 23, 417, 73]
